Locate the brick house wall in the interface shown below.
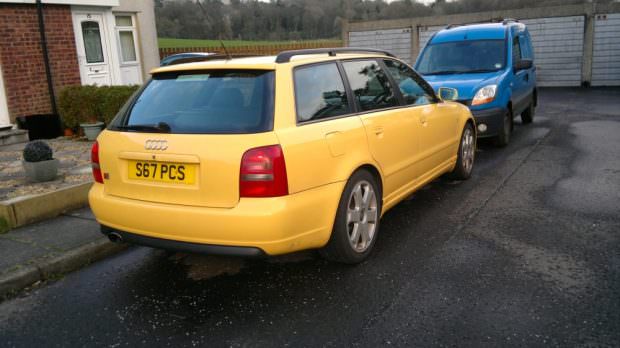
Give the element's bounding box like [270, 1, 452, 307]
[0, 4, 80, 122]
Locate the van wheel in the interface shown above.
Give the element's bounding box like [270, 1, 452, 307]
[449, 123, 475, 180]
[521, 101, 535, 124]
[494, 109, 512, 147]
[320, 170, 381, 264]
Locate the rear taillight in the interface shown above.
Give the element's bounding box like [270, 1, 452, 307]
[240, 145, 288, 197]
[91, 141, 103, 184]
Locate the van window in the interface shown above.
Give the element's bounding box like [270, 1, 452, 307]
[342, 60, 399, 111]
[113, 70, 274, 134]
[383, 60, 435, 106]
[294, 63, 350, 122]
[417, 40, 506, 75]
[518, 35, 532, 60]
[512, 36, 522, 63]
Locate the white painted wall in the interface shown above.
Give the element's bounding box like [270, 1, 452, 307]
[0, 63, 10, 127]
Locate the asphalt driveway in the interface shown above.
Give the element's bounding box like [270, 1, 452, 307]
[0, 88, 619, 347]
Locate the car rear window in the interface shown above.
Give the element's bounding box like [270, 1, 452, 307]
[112, 70, 274, 134]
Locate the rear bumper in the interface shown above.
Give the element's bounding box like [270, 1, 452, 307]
[89, 182, 344, 256]
[101, 225, 266, 257]
[471, 107, 507, 138]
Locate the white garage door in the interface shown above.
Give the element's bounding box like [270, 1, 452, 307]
[348, 28, 412, 64]
[521, 16, 585, 87]
[592, 13, 620, 86]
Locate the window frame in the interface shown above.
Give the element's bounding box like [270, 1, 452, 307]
[293, 57, 441, 127]
[340, 58, 404, 114]
[81, 20, 105, 65]
[114, 14, 140, 65]
[293, 61, 356, 125]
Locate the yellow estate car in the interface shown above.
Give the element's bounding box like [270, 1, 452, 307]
[89, 48, 476, 263]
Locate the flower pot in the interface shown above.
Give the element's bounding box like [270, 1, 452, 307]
[64, 128, 74, 137]
[80, 122, 105, 141]
[22, 159, 59, 183]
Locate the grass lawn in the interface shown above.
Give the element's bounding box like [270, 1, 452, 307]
[158, 38, 342, 48]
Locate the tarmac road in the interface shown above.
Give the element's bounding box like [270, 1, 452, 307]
[0, 88, 619, 347]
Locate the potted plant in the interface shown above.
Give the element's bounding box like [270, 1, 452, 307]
[22, 140, 59, 182]
[78, 85, 105, 141]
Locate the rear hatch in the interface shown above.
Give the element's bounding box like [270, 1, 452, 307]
[98, 69, 276, 208]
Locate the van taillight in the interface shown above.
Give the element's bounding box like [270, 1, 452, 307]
[240, 145, 288, 197]
[91, 141, 104, 184]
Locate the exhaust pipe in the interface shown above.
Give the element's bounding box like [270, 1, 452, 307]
[108, 232, 123, 243]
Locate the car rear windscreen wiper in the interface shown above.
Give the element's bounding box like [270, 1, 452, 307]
[115, 122, 171, 133]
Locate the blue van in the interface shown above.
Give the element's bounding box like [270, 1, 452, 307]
[415, 20, 536, 146]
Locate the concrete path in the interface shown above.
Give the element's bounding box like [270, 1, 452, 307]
[0, 207, 124, 298]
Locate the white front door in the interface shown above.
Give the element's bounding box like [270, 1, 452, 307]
[0, 63, 10, 127]
[73, 12, 112, 85]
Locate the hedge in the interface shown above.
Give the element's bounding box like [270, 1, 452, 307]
[59, 85, 140, 128]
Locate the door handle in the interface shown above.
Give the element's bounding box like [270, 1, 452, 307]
[373, 126, 384, 135]
[420, 115, 428, 125]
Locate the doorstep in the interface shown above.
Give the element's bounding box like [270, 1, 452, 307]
[0, 129, 28, 146]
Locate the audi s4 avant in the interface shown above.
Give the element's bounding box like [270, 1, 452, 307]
[89, 48, 476, 263]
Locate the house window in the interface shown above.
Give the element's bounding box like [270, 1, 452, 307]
[81, 21, 104, 63]
[115, 15, 138, 64]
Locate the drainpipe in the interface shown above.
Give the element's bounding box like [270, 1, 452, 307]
[36, 0, 58, 116]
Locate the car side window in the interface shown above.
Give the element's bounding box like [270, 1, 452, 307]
[383, 59, 435, 106]
[294, 63, 350, 122]
[342, 60, 399, 112]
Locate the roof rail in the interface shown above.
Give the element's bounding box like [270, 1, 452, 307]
[445, 24, 461, 29]
[275, 47, 395, 63]
[502, 18, 518, 25]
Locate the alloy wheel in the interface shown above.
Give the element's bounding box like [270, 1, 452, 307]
[346, 180, 378, 253]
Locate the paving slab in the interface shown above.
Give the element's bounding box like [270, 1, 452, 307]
[0, 207, 126, 298]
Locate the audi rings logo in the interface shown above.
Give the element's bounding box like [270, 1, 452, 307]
[145, 140, 168, 151]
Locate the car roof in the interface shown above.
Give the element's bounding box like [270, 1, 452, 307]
[431, 23, 514, 44]
[151, 52, 395, 74]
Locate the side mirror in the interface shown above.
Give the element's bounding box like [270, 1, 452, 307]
[438, 87, 459, 102]
[514, 59, 533, 71]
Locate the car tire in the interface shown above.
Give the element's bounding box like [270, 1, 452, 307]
[494, 109, 512, 147]
[320, 169, 381, 264]
[449, 122, 476, 180]
[521, 100, 535, 124]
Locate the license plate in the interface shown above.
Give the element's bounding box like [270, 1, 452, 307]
[128, 161, 196, 184]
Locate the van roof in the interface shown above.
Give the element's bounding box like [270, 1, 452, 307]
[431, 22, 518, 44]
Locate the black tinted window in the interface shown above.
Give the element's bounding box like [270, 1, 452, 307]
[383, 60, 434, 106]
[294, 63, 350, 122]
[512, 37, 522, 63]
[116, 70, 274, 134]
[342, 60, 399, 111]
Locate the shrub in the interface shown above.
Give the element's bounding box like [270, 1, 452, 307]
[23, 140, 53, 162]
[58, 85, 139, 128]
[100, 85, 140, 125]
